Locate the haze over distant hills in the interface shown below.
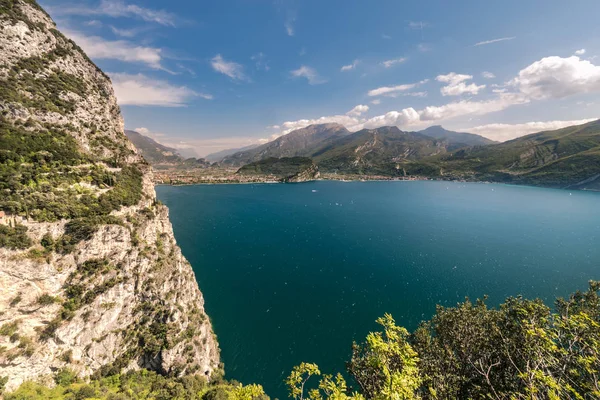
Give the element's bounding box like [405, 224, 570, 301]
[204, 144, 260, 163]
[125, 130, 186, 164]
[125, 130, 209, 168]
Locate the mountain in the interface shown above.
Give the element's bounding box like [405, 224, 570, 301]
[125, 129, 209, 169]
[221, 123, 351, 165]
[225, 121, 600, 189]
[219, 124, 494, 175]
[0, 0, 218, 391]
[432, 119, 600, 188]
[418, 125, 497, 148]
[311, 126, 451, 175]
[124, 130, 185, 164]
[205, 144, 260, 163]
[237, 157, 320, 182]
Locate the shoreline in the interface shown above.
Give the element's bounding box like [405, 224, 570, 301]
[154, 177, 600, 193]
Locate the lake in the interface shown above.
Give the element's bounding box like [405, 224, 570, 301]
[156, 181, 600, 398]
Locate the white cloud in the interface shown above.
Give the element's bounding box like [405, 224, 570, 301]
[482, 71, 496, 79]
[267, 54, 600, 143]
[285, 20, 294, 36]
[419, 93, 528, 121]
[512, 56, 600, 99]
[84, 20, 102, 27]
[404, 91, 428, 98]
[436, 73, 485, 96]
[110, 73, 205, 106]
[371, 99, 381, 105]
[211, 54, 247, 81]
[361, 109, 421, 129]
[368, 80, 428, 97]
[63, 29, 164, 69]
[575, 49, 586, 56]
[251, 52, 270, 71]
[474, 36, 516, 46]
[346, 105, 369, 117]
[381, 57, 407, 68]
[417, 43, 431, 52]
[463, 119, 597, 142]
[284, 11, 296, 36]
[271, 91, 529, 138]
[382, 33, 392, 40]
[109, 25, 148, 38]
[408, 21, 429, 29]
[341, 59, 360, 72]
[49, 0, 176, 26]
[290, 65, 327, 85]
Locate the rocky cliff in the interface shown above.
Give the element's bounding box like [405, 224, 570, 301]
[283, 163, 320, 183]
[0, 0, 219, 391]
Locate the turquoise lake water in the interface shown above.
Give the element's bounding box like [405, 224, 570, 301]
[156, 181, 600, 398]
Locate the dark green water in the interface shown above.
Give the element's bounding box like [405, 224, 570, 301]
[156, 181, 600, 399]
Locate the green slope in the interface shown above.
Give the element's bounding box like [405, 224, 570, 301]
[237, 157, 318, 181]
[430, 119, 600, 188]
[312, 126, 450, 175]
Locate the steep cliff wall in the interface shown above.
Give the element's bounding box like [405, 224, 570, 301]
[0, 0, 219, 391]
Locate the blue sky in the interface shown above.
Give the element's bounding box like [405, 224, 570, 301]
[42, 0, 600, 156]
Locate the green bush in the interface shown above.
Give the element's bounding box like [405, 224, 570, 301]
[54, 368, 78, 386]
[0, 118, 143, 223]
[6, 369, 262, 400]
[36, 294, 58, 306]
[0, 225, 32, 249]
[0, 321, 19, 337]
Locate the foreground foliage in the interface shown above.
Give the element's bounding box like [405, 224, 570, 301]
[4, 369, 267, 400]
[5, 283, 600, 399]
[289, 281, 600, 399]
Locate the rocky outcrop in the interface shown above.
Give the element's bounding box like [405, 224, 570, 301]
[283, 163, 320, 183]
[0, 0, 219, 391]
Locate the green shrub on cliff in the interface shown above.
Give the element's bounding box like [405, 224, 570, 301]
[0, 117, 143, 225]
[5, 369, 266, 400]
[8, 282, 600, 399]
[0, 224, 32, 249]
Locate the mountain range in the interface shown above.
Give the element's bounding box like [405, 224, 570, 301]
[221, 124, 494, 167]
[222, 120, 600, 189]
[125, 129, 210, 169]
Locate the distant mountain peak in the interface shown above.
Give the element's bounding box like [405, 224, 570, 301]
[221, 123, 351, 165]
[418, 125, 497, 147]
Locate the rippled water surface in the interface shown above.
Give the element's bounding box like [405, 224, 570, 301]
[157, 181, 600, 398]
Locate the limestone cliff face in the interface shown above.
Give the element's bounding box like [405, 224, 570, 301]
[0, 0, 219, 391]
[283, 164, 320, 183]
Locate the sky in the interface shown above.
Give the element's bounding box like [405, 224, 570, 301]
[41, 0, 600, 156]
